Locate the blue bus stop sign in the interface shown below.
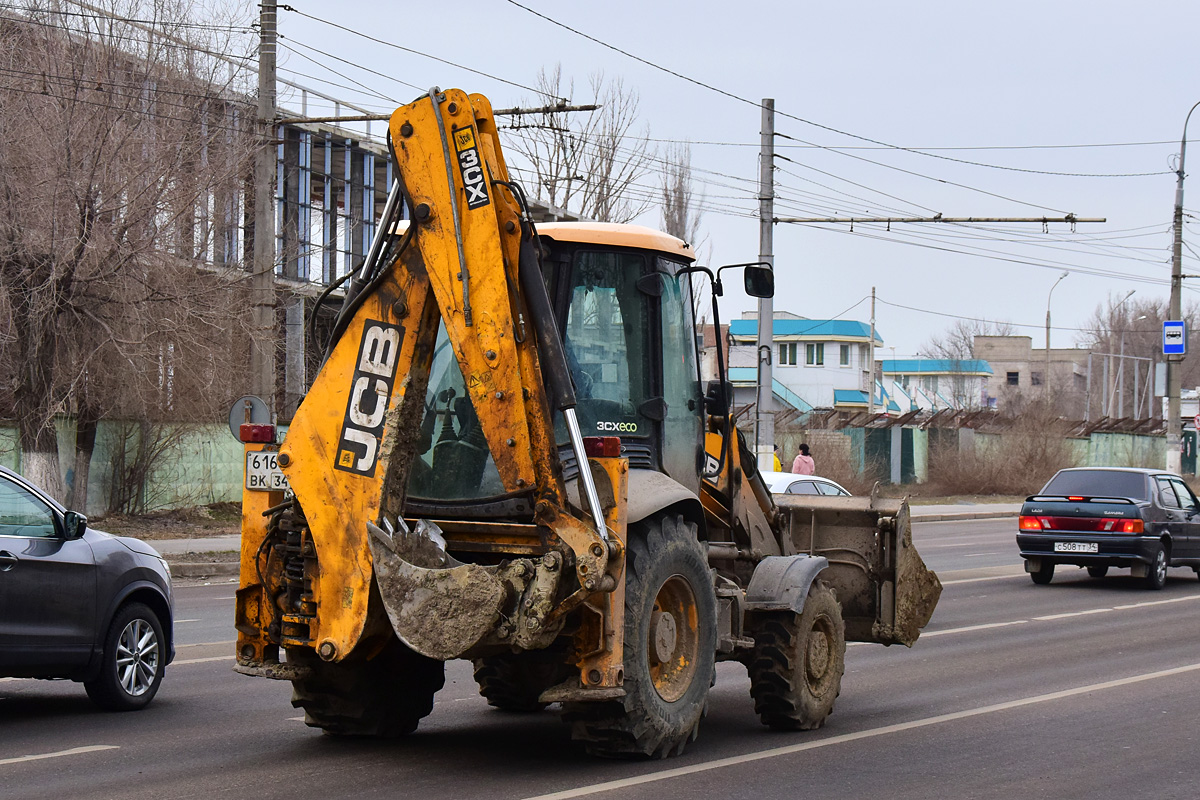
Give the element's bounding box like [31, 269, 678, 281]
[1164, 320, 1186, 355]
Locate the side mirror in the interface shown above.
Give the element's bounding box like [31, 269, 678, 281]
[744, 266, 774, 298]
[704, 380, 732, 416]
[62, 510, 87, 540]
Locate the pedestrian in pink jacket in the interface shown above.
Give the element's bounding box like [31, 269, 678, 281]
[791, 442, 815, 475]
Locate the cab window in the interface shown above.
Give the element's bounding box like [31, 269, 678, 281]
[0, 478, 58, 538]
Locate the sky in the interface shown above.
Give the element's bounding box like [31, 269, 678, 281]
[259, 0, 1200, 357]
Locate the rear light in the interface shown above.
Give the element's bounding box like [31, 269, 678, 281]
[1019, 516, 1043, 530]
[240, 423, 276, 443]
[1067, 496, 1085, 502]
[1121, 519, 1144, 533]
[582, 436, 621, 458]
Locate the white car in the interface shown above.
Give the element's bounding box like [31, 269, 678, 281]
[759, 470, 852, 497]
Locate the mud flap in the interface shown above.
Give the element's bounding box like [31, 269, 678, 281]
[774, 494, 941, 646]
[367, 520, 506, 660]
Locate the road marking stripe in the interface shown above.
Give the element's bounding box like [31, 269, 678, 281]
[177, 640, 237, 648]
[0, 745, 119, 767]
[172, 656, 232, 666]
[1034, 594, 1200, 621]
[941, 574, 1023, 585]
[921, 620, 1028, 637]
[175, 619, 201, 624]
[522, 662, 1200, 800]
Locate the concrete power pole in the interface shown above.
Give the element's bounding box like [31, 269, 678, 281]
[1167, 101, 1199, 474]
[251, 2, 278, 412]
[755, 99, 775, 472]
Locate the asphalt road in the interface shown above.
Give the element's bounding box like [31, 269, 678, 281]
[4, 517, 1199, 800]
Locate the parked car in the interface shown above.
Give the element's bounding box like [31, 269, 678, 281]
[759, 470, 852, 497]
[0, 466, 173, 709]
[1016, 467, 1200, 589]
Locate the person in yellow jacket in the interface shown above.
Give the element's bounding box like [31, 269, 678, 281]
[773, 445, 782, 472]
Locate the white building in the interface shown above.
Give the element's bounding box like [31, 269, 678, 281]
[728, 312, 884, 411]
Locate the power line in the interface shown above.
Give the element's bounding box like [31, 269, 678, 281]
[278, 4, 553, 100]
[501, 0, 1170, 180]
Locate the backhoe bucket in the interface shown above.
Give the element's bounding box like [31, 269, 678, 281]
[775, 494, 941, 646]
[367, 521, 506, 660]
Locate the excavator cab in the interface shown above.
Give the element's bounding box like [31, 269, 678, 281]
[406, 222, 706, 509]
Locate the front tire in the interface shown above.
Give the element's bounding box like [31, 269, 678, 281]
[84, 602, 166, 711]
[473, 648, 573, 712]
[1143, 544, 1168, 590]
[746, 581, 845, 730]
[564, 513, 717, 759]
[290, 637, 444, 736]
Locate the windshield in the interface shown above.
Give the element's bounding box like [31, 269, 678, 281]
[1040, 470, 1148, 500]
[556, 249, 651, 443]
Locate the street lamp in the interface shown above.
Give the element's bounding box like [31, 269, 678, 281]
[1045, 271, 1068, 392]
[1168, 100, 1200, 474]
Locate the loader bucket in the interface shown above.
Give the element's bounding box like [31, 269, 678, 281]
[774, 494, 941, 646]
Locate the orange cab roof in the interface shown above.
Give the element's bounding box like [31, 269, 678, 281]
[535, 222, 694, 262]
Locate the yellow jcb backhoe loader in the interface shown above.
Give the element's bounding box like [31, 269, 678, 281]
[233, 87, 941, 758]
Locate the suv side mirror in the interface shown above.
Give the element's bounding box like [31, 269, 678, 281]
[744, 266, 774, 298]
[62, 510, 87, 540]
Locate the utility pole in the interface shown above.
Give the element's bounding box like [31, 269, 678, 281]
[251, 2, 278, 413]
[1167, 101, 1199, 474]
[1046, 271, 1067, 396]
[755, 98, 775, 472]
[868, 287, 876, 417]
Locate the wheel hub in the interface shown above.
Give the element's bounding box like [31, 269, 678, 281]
[647, 575, 700, 703]
[651, 610, 678, 664]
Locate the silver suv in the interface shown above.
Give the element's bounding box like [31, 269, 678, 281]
[0, 466, 174, 709]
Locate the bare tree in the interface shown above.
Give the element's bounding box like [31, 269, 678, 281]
[0, 1, 255, 502]
[506, 66, 654, 223]
[921, 318, 1015, 360]
[1079, 294, 1200, 419]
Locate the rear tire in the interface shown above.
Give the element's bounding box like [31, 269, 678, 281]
[1030, 561, 1055, 585]
[563, 513, 717, 759]
[1086, 565, 1109, 579]
[290, 637, 444, 736]
[1142, 544, 1168, 591]
[473, 649, 573, 712]
[746, 581, 845, 731]
[84, 602, 166, 711]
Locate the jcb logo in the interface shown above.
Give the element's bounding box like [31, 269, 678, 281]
[335, 321, 403, 477]
[453, 126, 490, 210]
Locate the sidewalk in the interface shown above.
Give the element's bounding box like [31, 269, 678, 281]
[160, 502, 1021, 580]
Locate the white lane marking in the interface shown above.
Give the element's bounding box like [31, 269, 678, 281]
[941, 574, 1023, 586]
[175, 619, 201, 624]
[522, 662, 1200, 800]
[289, 716, 306, 722]
[915, 594, 1200, 638]
[1036, 594, 1200, 621]
[925, 542, 985, 548]
[0, 745, 119, 767]
[921, 620, 1028, 638]
[177, 640, 237, 648]
[173, 656, 232, 666]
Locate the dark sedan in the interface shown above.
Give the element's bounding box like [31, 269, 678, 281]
[0, 466, 174, 709]
[1016, 467, 1200, 589]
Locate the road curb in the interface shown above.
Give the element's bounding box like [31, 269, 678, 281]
[912, 511, 1019, 522]
[170, 562, 239, 579]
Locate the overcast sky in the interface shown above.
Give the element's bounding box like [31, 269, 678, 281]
[267, 0, 1200, 357]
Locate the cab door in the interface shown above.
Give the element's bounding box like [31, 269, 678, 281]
[0, 475, 97, 672]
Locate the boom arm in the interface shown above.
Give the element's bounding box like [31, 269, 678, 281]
[247, 89, 619, 666]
